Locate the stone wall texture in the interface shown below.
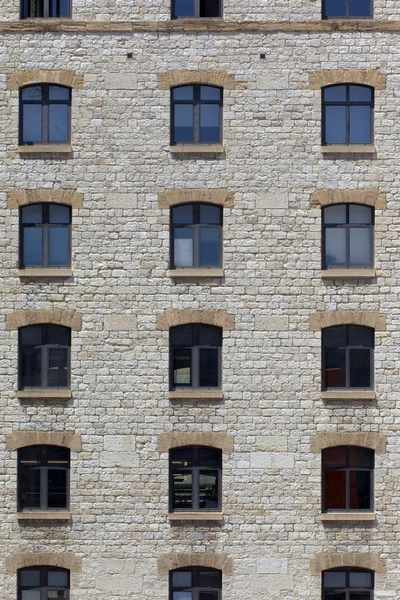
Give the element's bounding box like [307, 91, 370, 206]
[0, 3, 399, 600]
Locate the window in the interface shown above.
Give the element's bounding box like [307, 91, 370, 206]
[323, 568, 373, 599]
[171, 85, 222, 145]
[170, 324, 222, 390]
[322, 85, 373, 145]
[18, 445, 70, 511]
[322, 0, 372, 18]
[20, 85, 71, 145]
[322, 325, 373, 390]
[170, 568, 222, 600]
[20, 204, 71, 269]
[322, 204, 373, 270]
[19, 325, 71, 390]
[170, 446, 221, 512]
[172, 0, 221, 18]
[18, 567, 70, 600]
[171, 204, 222, 269]
[322, 446, 374, 512]
[21, 0, 71, 18]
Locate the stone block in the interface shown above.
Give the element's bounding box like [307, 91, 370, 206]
[257, 558, 288, 574]
[104, 315, 137, 331]
[250, 452, 295, 469]
[255, 316, 289, 331]
[254, 193, 288, 209]
[104, 73, 138, 89]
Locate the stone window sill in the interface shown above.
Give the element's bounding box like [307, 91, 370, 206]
[320, 145, 376, 154]
[169, 390, 223, 400]
[17, 389, 72, 399]
[18, 144, 72, 154]
[169, 144, 225, 154]
[18, 268, 73, 278]
[17, 511, 71, 520]
[168, 512, 223, 521]
[319, 512, 375, 522]
[321, 269, 376, 279]
[321, 390, 375, 401]
[168, 268, 224, 278]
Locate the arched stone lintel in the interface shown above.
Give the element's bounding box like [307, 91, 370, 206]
[158, 189, 234, 209]
[6, 309, 82, 331]
[6, 552, 82, 574]
[156, 309, 235, 331]
[310, 553, 386, 575]
[309, 311, 386, 332]
[158, 70, 246, 90]
[7, 189, 84, 209]
[8, 70, 84, 91]
[158, 432, 234, 453]
[310, 189, 386, 210]
[158, 553, 233, 575]
[309, 69, 386, 90]
[6, 431, 82, 452]
[310, 432, 387, 454]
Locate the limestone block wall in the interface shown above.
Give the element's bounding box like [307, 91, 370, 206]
[0, 9, 399, 600]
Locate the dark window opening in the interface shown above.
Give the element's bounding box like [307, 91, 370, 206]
[172, 0, 221, 18]
[170, 567, 222, 600]
[322, 325, 373, 390]
[19, 324, 71, 390]
[170, 446, 222, 512]
[18, 445, 70, 511]
[322, 0, 372, 19]
[21, 0, 71, 18]
[323, 568, 373, 599]
[20, 84, 71, 145]
[322, 84, 373, 145]
[171, 85, 222, 145]
[322, 204, 374, 269]
[170, 324, 222, 390]
[322, 446, 374, 512]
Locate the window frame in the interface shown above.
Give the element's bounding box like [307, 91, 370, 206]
[322, 567, 374, 599]
[321, 203, 374, 270]
[20, 0, 72, 18]
[20, 203, 72, 269]
[18, 445, 70, 512]
[322, 0, 373, 19]
[322, 325, 374, 391]
[169, 567, 222, 600]
[18, 324, 71, 390]
[171, 0, 222, 18]
[322, 84, 374, 146]
[169, 446, 222, 512]
[170, 203, 223, 270]
[19, 84, 71, 146]
[169, 324, 222, 390]
[170, 85, 223, 146]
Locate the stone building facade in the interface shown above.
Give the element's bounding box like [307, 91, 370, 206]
[0, 2, 399, 600]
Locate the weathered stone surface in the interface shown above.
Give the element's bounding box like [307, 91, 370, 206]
[158, 189, 234, 209]
[157, 310, 235, 331]
[158, 432, 234, 453]
[310, 553, 386, 575]
[6, 309, 82, 331]
[158, 553, 234, 574]
[8, 69, 84, 90]
[104, 314, 137, 331]
[250, 452, 295, 468]
[310, 189, 386, 209]
[309, 69, 386, 89]
[7, 189, 84, 209]
[104, 73, 138, 90]
[158, 70, 244, 90]
[6, 553, 82, 573]
[309, 310, 386, 331]
[6, 431, 82, 451]
[310, 432, 387, 453]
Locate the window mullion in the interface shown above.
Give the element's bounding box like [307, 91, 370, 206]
[193, 466, 199, 510]
[193, 346, 199, 387]
[43, 89, 49, 143]
[193, 224, 199, 268]
[42, 345, 48, 388]
[345, 346, 350, 388]
[41, 467, 47, 510]
[194, 103, 200, 144]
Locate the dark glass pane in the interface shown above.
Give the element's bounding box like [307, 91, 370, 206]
[22, 347, 42, 388]
[173, 0, 195, 16]
[174, 105, 194, 143]
[22, 86, 42, 101]
[170, 447, 193, 468]
[22, 205, 43, 224]
[349, 86, 372, 102]
[198, 325, 221, 347]
[174, 592, 193, 600]
[199, 570, 221, 588]
[324, 86, 346, 102]
[20, 468, 41, 508]
[323, 571, 347, 588]
[325, 595, 346, 600]
[324, 106, 346, 144]
[172, 470, 192, 509]
[172, 205, 194, 225]
[49, 226, 70, 266]
[49, 86, 70, 101]
[350, 470, 371, 510]
[199, 470, 218, 508]
[47, 326, 70, 346]
[200, 86, 221, 101]
[348, 326, 373, 347]
[173, 348, 192, 386]
[199, 348, 219, 387]
[172, 571, 192, 587]
[200, 228, 220, 267]
[349, 228, 372, 267]
[19, 446, 42, 462]
[324, 470, 346, 510]
[198, 447, 220, 467]
[20, 570, 41, 587]
[49, 205, 70, 224]
[47, 446, 69, 463]
[200, 104, 220, 143]
[349, 571, 372, 587]
[349, 349, 371, 387]
[348, 447, 374, 468]
[23, 228, 43, 267]
[48, 469, 67, 508]
[324, 205, 346, 224]
[349, 106, 371, 144]
[199, 204, 221, 224]
[199, 593, 219, 600]
[325, 228, 346, 267]
[47, 570, 69, 587]
[58, 0, 71, 16]
[349, 0, 371, 15]
[49, 104, 69, 142]
[323, 447, 347, 468]
[200, 0, 220, 16]
[21, 326, 42, 345]
[170, 325, 194, 346]
[324, 0, 346, 17]
[174, 229, 194, 268]
[23, 104, 43, 143]
[323, 326, 347, 348]
[173, 86, 194, 101]
[349, 594, 371, 600]
[48, 348, 68, 387]
[324, 349, 346, 388]
[349, 205, 372, 224]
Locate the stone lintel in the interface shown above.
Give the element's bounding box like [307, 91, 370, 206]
[309, 69, 386, 90]
[158, 189, 234, 209]
[8, 189, 83, 209]
[310, 432, 387, 453]
[310, 189, 386, 209]
[158, 432, 234, 453]
[158, 70, 245, 90]
[6, 552, 82, 573]
[6, 309, 82, 331]
[156, 309, 235, 331]
[6, 430, 82, 452]
[8, 69, 84, 90]
[158, 553, 233, 574]
[309, 311, 386, 332]
[310, 553, 386, 575]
